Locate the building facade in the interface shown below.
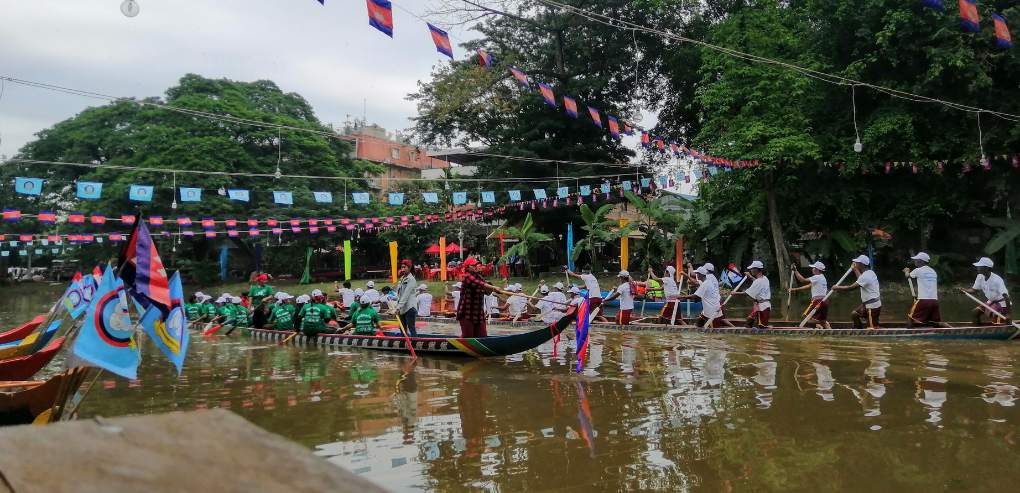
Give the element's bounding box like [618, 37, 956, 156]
[344, 124, 450, 192]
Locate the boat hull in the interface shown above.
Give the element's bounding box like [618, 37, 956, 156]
[0, 336, 66, 381]
[248, 307, 577, 357]
[0, 315, 44, 345]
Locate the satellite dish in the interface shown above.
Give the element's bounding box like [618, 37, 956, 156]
[120, 0, 140, 17]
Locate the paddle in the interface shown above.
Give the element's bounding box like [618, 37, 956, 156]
[639, 274, 650, 319]
[393, 312, 418, 360]
[798, 267, 854, 327]
[785, 268, 796, 318]
[958, 289, 1020, 339]
[721, 275, 749, 308]
[278, 331, 299, 346]
[905, 271, 917, 300]
[670, 276, 684, 326]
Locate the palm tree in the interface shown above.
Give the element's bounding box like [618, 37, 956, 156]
[498, 213, 552, 277]
[624, 191, 692, 273]
[572, 203, 629, 273]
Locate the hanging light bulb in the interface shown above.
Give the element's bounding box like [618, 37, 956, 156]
[171, 200, 178, 210]
[120, 0, 140, 17]
[218, 187, 226, 196]
[853, 138, 863, 153]
[274, 168, 282, 179]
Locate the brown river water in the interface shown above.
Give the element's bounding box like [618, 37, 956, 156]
[3, 283, 1020, 492]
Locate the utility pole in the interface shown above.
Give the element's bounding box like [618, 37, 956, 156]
[458, 226, 464, 261]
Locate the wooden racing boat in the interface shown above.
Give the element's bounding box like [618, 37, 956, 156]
[0, 315, 45, 345]
[248, 306, 578, 357]
[0, 368, 90, 426]
[0, 336, 67, 381]
[0, 320, 63, 360]
[598, 292, 703, 313]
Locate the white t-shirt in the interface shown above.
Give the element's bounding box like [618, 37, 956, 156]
[484, 294, 500, 315]
[416, 293, 433, 316]
[569, 295, 583, 306]
[909, 265, 938, 300]
[808, 274, 828, 298]
[579, 274, 602, 298]
[745, 276, 772, 310]
[508, 295, 527, 318]
[855, 270, 882, 308]
[451, 291, 461, 311]
[660, 277, 679, 299]
[695, 276, 722, 318]
[362, 289, 381, 305]
[616, 282, 635, 310]
[974, 273, 1009, 303]
[537, 294, 565, 324]
[338, 288, 356, 307]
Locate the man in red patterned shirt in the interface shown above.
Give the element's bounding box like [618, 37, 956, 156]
[457, 256, 502, 338]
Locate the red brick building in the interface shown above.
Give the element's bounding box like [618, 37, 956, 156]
[345, 124, 450, 192]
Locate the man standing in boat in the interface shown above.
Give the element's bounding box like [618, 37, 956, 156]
[790, 261, 831, 329]
[602, 270, 639, 325]
[565, 265, 604, 311]
[396, 259, 418, 336]
[963, 257, 1012, 325]
[832, 255, 882, 329]
[648, 265, 681, 324]
[732, 261, 772, 328]
[457, 256, 502, 338]
[903, 252, 946, 328]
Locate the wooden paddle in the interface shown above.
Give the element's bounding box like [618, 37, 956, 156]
[905, 271, 917, 299]
[785, 268, 796, 318]
[278, 331, 299, 346]
[721, 275, 749, 308]
[799, 267, 854, 327]
[958, 289, 1020, 339]
[394, 313, 418, 360]
[670, 276, 684, 326]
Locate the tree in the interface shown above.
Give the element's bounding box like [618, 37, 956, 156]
[572, 202, 627, 273]
[497, 212, 553, 276]
[624, 190, 691, 273]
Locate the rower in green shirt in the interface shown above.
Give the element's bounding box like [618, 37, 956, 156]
[231, 296, 251, 328]
[351, 302, 380, 336]
[215, 296, 236, 328]
[185, 293, 205, 321]
[299, 289, 337, 337]
[268, 293, 297, 331]
[248, 274, 274, 329]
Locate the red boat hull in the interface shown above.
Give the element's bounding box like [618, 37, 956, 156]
[0, 337, 66, 381]
[0, 315, 44, 345]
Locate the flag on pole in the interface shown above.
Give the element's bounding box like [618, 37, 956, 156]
[564, 96, 578, 118]
[575, 293, 591, 373]
[61, 273, 89, 319]
[366, 0, 394, 37]
[477, 48, 493, 67]
[72, 265, 140, 379]
[587, 107, 602, 128]
[428, 23, 454, 58]
[922, 0, 944, 11]
[993, 14, 1013, 48]
[14, 177, 43, 196]
[343, 240, 352, 281]
[538, 83, 557, 107]
[389, 241, 399, 283]
[959, 0, 981, 32]
[566, 223, 575, 272]
[117, 218, 171, 312]
[509, 66, 530, 87]
[140, 271, 189, 375]
[608, 116, 620, 138]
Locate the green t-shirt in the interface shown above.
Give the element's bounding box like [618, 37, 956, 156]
[232, 305, 251, 327]
[249, 285, 274, 307]
[185, 303, 202, 321]
[217, 305, 235, 324]
[299, 303, 335, 334]
[353, 307, 380, 335]
[269, 304, 296, 331]
[201, 303, 217, 317]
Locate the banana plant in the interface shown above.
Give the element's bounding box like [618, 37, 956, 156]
[497, 212, 552, 277]
[572, 203, 629, 272]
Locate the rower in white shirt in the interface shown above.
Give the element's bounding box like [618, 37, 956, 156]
[680, 265, 723, 327]
[903, 252, 947, 328]
[833, 255, 882, 329]
[415, 284, 433, 317]
[649, 265, 682, 324]
[733, 260, 772, 328]
[963, 257, 1012, 325]
[361, 280, 381, 307]
[791, 261, 831, 329]
[504, 284, 530, 321]
[602, 271, 642, 325]
[535, 285, 566, 325]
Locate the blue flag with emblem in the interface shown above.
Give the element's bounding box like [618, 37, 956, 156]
[353, 192, 370, 204]
[140, 271, 189, 375]
[77, 181, 103, 199]
[273, 191, 293, 205]
[481, 191, 495, 203]
[452, 192, 467, 205]
[129, 185, 154, 202]
[228, 189, 250, 202]
[508, 190, 521, 201]
[71, 265, 140, 379]
[389, 192, 404, 205]
[534, 188, 547, 200]
[15, 177, 43, 196]
[313, 191, 333, 203]
[179, 187, 202, 202]
[61, 272, 89, 319]
[422, 192, 439, 203]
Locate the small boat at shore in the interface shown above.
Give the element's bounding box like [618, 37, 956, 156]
[0, 368, 90, 426]
[417, 315, 1020, 340]
[0, 315, 45, 345]
[598, 293, 703, 313]
[247, 307, 578, 357]
[0, 336, 67, 381]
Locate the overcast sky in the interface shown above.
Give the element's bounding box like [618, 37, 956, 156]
[0, 0, 479, 157]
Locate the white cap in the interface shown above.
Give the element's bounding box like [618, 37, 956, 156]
[746, 260, 764, 270]
[360, 294, 373, 303]
[974, 257, 994, 268]
[554, 282, 564, 290]
[296, 294, 310, 303]
[665, 266, 676, 274]
[273, 292, 288, 301]
[215, 296, 226, 303]
[514, 283, 523, 290]
[851, 255, 871, 266]
[231, 296, 242, 304]
[354, 288, 364, 296]
[311, 289, 323, 297]
[618, 270, 630, 277]
[808, 261, 826, 271]
[366, 281, 375, 288]
[910, 252, 931, 263]
[540, 286, 550, 294]
[694, 266, 709, 276]
[454, 282, 462, 288]
[195, 291, 206, 298]
[221, 293, 232, 298]
[702, 263, 715, 273]
[568, 286, 580, 294]
[417, 283, 428, 290]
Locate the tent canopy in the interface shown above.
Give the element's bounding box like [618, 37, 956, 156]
[445, 243, 463, 254]
[425, 244, 442, 255]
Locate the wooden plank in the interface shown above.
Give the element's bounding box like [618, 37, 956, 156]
[0, 409, 388, 493]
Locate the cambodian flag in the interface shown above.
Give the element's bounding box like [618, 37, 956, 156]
[38, 211, 56, 224]
[91, 214, 107, 225]
[247, 218, 258, 227]
[117, 219, 171, 313]
[477, 48, 493, 67]
[120, 214, 136, 225]
[267, 218, 279, 227]
[587, 107, 602, 128]
[428, 23, 453, 58]
[538, 83, 557, 107]
[993, 14, 1013, 48]
[564, 96, 578, 118]
[68, 212, 85, 224]
[959, 0, 981, 32]
[366, 0, 394, 37]
[509, 66, 530, 87]
[201, 217, 215, 229]
[177, 217, 192, 226]
[575, 293, 592, 373]
[72, 265, 140, 379]
[608, 116, 620, 138]
[225, 219, 238, 228]
[204, 231, 217, 238]
[641, 132, 650, 147]
[148, 216, 164, 227]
